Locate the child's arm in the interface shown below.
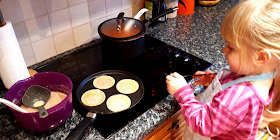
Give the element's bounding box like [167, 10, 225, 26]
[166, 72, 188, 95]
[165, 70, 216, 94]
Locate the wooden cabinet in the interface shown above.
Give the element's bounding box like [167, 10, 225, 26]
[268, 120, 280, 135]
[144, 110, 186, 140]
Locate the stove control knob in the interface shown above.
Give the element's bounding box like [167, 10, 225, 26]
[168, 61, 173, 68]
[183, 56, 191, 62]
[174, 52, 181, 58]
[196, 60, 201, 66]
[164, 48, 173, 56]
[173, 51, 182, 60]
[181, 55, 191, 65]
[192, 60, 201, 67]
[147, 46, 154, 51]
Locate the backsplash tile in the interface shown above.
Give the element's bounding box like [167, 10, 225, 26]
[88, 0, 106, 21]
[25, 15, 52, 42]
[53, 29, 75, 54]
[45, 0, 68, 13]
[91, 17, 107, 39]
[19, 0, 48, 20]
[122, 7, 133, 17]
[20, 44, 36, 66]
[68, 0, 87, 7]
[106, 0, 122, 16]
[122, 0, 133, 10]
[12, 22, 30, 46]
[106, 12, 121, 20]
[73, 23, 92, 47]
[0, 0, 24, 23]
[69, 2, 90, 28]
[32, 36, 56, 63]
[0, 0, 143, 67]
[49, 8, 72, 34]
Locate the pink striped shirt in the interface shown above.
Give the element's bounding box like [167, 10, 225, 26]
[174, 73, 273, 140]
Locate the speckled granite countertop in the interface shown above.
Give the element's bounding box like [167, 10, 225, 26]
[0, 0, 238, 139]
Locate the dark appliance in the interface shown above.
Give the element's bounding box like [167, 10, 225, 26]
[34, 34, 212, 138]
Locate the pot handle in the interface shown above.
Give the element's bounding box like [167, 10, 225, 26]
[66, 112, 97, 140]
[145, 7, 179, 27]
[116, 12, 125, 31]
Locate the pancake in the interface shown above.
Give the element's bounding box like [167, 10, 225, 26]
[93, 75, 115, 89]
[81, 89, 106, 107]
[116, 79, 139, 94]
[106, 94, 131, 112]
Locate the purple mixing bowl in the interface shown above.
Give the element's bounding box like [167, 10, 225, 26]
[5, 72, 73, 132]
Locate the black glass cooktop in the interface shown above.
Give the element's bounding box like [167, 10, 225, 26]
[34, 34, 212, 138]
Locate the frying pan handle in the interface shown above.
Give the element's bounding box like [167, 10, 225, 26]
[66, 112, 97, 140]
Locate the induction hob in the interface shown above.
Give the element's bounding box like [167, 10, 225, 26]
[33, 34, 212, 138]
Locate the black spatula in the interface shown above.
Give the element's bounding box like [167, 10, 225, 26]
[22, 85, 51, 118]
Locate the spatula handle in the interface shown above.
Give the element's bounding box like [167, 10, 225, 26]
[38, 106, 49, 118]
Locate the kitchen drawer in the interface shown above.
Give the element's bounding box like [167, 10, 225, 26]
[268, 120, 280, 135]
[144, 109, 186, 140]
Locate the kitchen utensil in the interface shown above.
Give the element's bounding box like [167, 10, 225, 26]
[98, 7, 179, 60]
[124, 8, 148, 35]
[164, 73, 217, 77]
[5, 72, 73, 132]
[164, 0, 179, 18]
[158, 0, 167, 23]
[66, 70, 144, 140]
[22, 85, 51, 118]
[0, 98, 27, 113]
[133, 8, 148, 19]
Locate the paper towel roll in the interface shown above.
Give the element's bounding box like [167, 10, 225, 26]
[0, 22, 30, 89]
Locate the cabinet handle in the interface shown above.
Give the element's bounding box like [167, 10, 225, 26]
[168, 119, 180, 131]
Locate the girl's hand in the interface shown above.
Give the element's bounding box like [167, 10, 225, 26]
[193, 70, 216, 87]
[166, 72, 188, 95]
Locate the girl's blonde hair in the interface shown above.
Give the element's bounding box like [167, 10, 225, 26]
[221, 0, 280, 129]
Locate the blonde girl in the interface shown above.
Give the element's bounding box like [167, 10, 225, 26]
[166, 0, 280, 139]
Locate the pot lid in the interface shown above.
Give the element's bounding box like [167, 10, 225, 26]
[98, 12, 145, 41]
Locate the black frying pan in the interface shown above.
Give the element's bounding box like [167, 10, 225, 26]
[66, 70, 144, 140]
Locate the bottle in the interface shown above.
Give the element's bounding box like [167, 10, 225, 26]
[158, 0, 167, 23]
[145, 0, 160, 26]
